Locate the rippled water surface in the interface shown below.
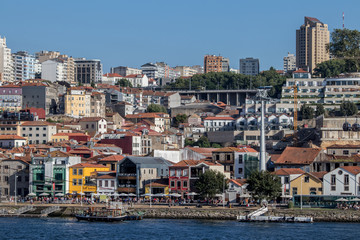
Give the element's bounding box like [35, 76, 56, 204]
[0, 217, 359, 240]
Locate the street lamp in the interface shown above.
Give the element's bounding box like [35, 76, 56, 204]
[80, 175, 85, 207]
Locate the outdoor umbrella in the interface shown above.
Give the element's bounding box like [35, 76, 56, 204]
[128, 193, 136, 197]
[335, 198, 349, 202]
[141, 193, 153, 197]
[169, 193, 181, 197]
[349, 197, 360, 202]
[27, 193, 36, 197]
[118, 193, 129, 197]
[39, 193, 49, 197]
[215, 194, 224, 198]
[153, 193, 167, 197]
[55, 193, 64, 197]
[186, 192, 198, 196]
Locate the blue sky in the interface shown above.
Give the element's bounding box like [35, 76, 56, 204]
[1, 0, 359, 72]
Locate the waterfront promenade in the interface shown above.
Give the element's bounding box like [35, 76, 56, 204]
[1, 202, 360, 222]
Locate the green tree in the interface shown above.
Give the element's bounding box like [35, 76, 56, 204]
[328, 29, 360, 58]
[314, 59, 346, 78]
[91, 81, 95, 88]
[340, 101, 358, 116]
[185, 138, 195, 146]
[173, 114, 188, 127]
[246, 170, 282, 201]
[194, 136, 211, 148]
[116, 78, 133, 87]
[147, 104, 167, 113]
[195, 170, 228, 198]
[300, 104, 315, 119]
[315, 104, 325, 117]
[211, 143, 222, 148]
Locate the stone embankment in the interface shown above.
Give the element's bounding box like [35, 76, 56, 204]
[1, 204, 360, 222]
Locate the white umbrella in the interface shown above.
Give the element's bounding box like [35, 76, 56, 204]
[349, 197, 360, 202]
[141, 193, 153, 197]
[169, 193, 181, 197]
[128, 193, 136, 197]
[27, 193, 36, 197]
[186, 192, 198, 196]
[39, 193, 49, 196]
[215, 194, 224, 198]
[118, 193, 128, 197]
[153, 193, 166, 197]
[335, 198, 348, 202]
[55, 193, 64, 197]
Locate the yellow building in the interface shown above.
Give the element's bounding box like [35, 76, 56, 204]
[64, 87, 91, 118]
[69, 163, 110, 195]
[290, 172, 323, 196]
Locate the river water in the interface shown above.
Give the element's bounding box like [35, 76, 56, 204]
[0, 217, 359, 240]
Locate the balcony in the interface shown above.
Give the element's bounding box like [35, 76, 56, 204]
[118, 184, 137, 188]
[118, 173, 136, 177]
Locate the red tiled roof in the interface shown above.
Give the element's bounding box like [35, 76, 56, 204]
[21, 121, 54, 126]
[326, 144, 360, 149]
[274, 147, 321, 165]
[0, 135, 26, 140]
[125, 74, 144, 78]
[79, 117, 104, 122]
[99, 155, 125, 162]
[70, 163, 109, 168]
[53, 133, 89, 137]
[103, 73, 123, 78]
[204, 117, 234, 120]
[230, 179, 247, 187]
[97, 174, 116, 179]
[293, 68, 309, 73]
[213, 147, 257, 153]
[0, 84, 21, 88]
[309, 171, 327, 180]
[341, 166, 360, 175]
[273, 168, 305, 176]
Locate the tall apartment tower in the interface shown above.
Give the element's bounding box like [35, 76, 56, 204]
[296, 17, 330, 73]
[283, 53, 296, 73]
[0, 36, 14, 82]
[74, 58, 103, 85]
[12, 51, 40, 81]
[239, 58, 259, 76]
[204, 55, 223, 73]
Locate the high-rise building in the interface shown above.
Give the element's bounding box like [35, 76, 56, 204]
[141, 62, 180, 81]
[37, 51, 75, 84]
[12, 51, 40, 81]
[221, 58, 230, 72]
[239, 58, 260, 76]
[0, 36, 14, 82]
[41, 59, 66, 82]
[204, 55, 223, 73]
[283, 53, 296, 73]
[296, 17, 330, 73]
[74, 58, 103, 85]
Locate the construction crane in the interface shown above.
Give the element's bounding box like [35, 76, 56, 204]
[287, 84, 299, 144]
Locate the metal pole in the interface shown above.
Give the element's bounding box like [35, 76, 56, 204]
[150, 178, 152, 208]
[81, 176, 83, 207]
[260, 99, 266, 171]
[14, 173, 17, 205]
[300, 177, 303, 210]
[223, 178, 225, 208]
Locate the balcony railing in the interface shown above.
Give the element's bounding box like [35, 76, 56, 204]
[118, 173, 137, 177]
[118, 184, 137, 188]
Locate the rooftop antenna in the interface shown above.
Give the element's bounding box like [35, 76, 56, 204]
[343, 12, 345, 29]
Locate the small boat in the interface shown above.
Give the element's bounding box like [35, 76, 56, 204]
[75, 207, 127, 222]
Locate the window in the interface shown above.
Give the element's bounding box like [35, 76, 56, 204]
[176, 169, 181, 177]
[170, 169, 175, 177]
[331, 186, 336, 191]
[344, 174, 349, 185]
[5, 176, 9, 182]
[226, 155, 231, 161]
[99, 180, 102, 187]
[55, 173, 62, 181]
[304, 176, 309, 183]
[170, 181, 175, 188]
[238, 168, 243, 174]
[331, 174, 336, 185]
[343, 150, 349, 155]
[4, 188, 8, 195]
[183, 181, 188, 188]
[105, 180, 108, 187]
[177, 181, 181, 188]
[17, 176, 22, 182]
[73, 169, 77, 175]
[292, 187, 298, 195]
[183, 169, 188, 176]
[111, 181, 115, 187]
[345, 186, 349, 191]
[78, 169, 83, 175]
[284, 176, 289, 184]
[78, 179, 82, 185]
[238, 155, 243, 164]
[309, 188, 317, 195]
[72, 179, 77, 186]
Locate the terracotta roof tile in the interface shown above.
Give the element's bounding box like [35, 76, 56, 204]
[274, 147, 321, 165]
[273, 168, 305, 175]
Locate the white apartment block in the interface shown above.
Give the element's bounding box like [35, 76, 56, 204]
[0, 36, 14, 82]
[41, 59, 66, 82]
[239, 58, 259, 76]
[323, 166, 360, 196]
[204, 117, 235, 132]
[283, 53, 296, 73]
[12, 51, 39, 81]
